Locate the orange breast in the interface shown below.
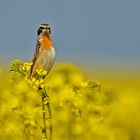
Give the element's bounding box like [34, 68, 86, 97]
[40, 33, 53, 50]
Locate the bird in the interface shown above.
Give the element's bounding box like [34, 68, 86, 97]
[30, 23, 56, 77]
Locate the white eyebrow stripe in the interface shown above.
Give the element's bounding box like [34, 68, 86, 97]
[39, 25, 50, 29]
[39, 25, 46, 28]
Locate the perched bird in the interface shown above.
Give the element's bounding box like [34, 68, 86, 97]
[30, 23, 56, 77]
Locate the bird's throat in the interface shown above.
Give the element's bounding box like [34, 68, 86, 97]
[40, 33, 53, 49]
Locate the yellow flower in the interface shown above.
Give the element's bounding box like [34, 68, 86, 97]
[35, 80, 40, 86]
[32, 78, 36, 82]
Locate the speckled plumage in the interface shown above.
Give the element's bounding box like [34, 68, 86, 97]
[30, 24, 56, 77]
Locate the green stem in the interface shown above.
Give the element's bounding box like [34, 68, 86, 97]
[41, 88, 53, 140]
[46, 101, 53, 140]
[42, 91, 47, 140]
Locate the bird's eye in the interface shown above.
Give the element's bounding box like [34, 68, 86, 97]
[40, 27, 44, 30]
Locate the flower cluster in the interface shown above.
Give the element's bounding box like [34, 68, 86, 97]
[0, 60, 139, 140]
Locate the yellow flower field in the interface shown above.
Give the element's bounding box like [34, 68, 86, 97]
[0, 60, 140, 140]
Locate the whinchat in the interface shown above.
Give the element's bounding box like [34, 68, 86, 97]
[30, 23, 56, 77]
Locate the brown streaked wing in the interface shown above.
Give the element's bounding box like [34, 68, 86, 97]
[30, 40, 41, 75]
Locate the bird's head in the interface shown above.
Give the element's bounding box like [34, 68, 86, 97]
[37, 23, 51, 36]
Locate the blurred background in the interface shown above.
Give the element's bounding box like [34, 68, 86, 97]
[0, 0, 140, 78]
[0, 1, 140, 139]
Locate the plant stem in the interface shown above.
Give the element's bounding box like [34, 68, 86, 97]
[41, 88, 53, 140]
[46, 101, 53, 140]
[42, 91, 47, 140]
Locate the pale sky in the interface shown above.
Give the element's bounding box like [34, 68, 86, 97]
[0, 0, 140, 71]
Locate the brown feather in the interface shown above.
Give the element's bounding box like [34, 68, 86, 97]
[30, 26, 55, 77]
[30, 40, 41, 75]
